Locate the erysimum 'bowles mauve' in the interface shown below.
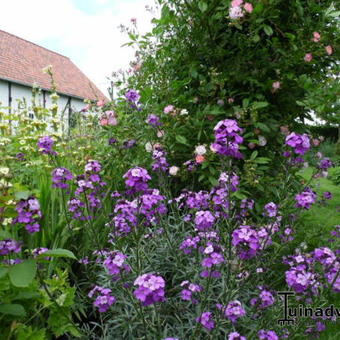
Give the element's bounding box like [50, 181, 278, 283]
[295, 188, 317, 209]
[133, 274, 166, 306]
[37, 136, 57, 155]
[285, 132, 310, 155]
[13, 197, 42, 233]
[52, 167, 73, 189]
[88, 286, 116, 312]
[123, 167, 151, 193]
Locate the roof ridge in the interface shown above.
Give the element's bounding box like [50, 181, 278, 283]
[0, 29, 69, 59]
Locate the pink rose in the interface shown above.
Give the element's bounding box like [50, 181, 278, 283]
[228, 97, 234, 104]
[325, 45, 333, 55]
[97, 100, 105, 107]
[231, 0, 243, 7]
[304, 53, 313, 62]
[244, 2, 253, 13]
[312, 32, 321, 43]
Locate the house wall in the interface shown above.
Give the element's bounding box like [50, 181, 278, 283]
[0, 79, 86, 132]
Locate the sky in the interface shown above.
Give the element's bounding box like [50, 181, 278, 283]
[0, 0, 157, 95]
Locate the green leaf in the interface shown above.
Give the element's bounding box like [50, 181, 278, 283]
[13, 291, 41, 300]
[254, 157, 271, 164]
[175, 135, 188, 145]
[198, 1, 208, 12]
[0, 267, 8, 278]
[263, 25, 273, 36]
[9, 260, 37, 287]
[242, 98, 250, 108]
[252, 101, 269, 109]
[250, 151, 258, 160]
[14, 191, 32, 200]
[232, 191, 247, 200]
[40, 249, 76, 260]
[0, 303, 26, 316]
[255, 122, 271, 133]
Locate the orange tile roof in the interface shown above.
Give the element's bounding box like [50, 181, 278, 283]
[0, 29, 107, 101]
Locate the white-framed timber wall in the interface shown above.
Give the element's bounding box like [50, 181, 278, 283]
[0, 78, 85, 121]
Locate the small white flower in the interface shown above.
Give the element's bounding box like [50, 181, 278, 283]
[169, 166, 179, 176]
[180, 109, 188, 115]
[157, 130, 165, 138]
[145, 142, 153, 152]
[258, 136, 267, 146]
[229, 6, 244, 19]
[204, 245, 214, 254]
[194, 145, 207, 155]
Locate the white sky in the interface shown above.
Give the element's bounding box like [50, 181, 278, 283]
[0, 0, 157, 96]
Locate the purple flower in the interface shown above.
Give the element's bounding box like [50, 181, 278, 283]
[220, 300, 246, 323]
[133, 274, 166, 306]
[228, 332, 247, 340]
[52, 167, 73, 189]
[232, 225, 260, 259]
[103, 251, 130, 278]
[323, 191, 332, 200]
[196, 311, 215, 331]
[212, 119, 243, 158]
[264, 202, 277, 217]
[123, 167, 151, 194]
[285, 267, 316, 293]
[108, 137, 118, 145]
[37, 136, 57, 155]
[285, 132, 310, 155]
[15, 152, 26, 161]
[318, 158, 333, 170]
[251, 288, 275, 309]
[295, 188, 317, 209]
[152, 149, 169, 172]
[258, 330, 279, 340]
[88, 286, 116, 312]
[125, 89, 140, 103]
[180, 236, 200, 254]
[0, 239, 22, 255]
[194, 211, 215, 231]
[123, 139, 137, 149]
[146, 114, 162, 127]
[13, 197, 42, 234]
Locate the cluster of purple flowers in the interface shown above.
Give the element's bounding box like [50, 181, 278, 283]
[88, 286, 116, 312]
[194, 210, 215, 231]
[37, 136, 57, 155]
[313, 247, 339, 292]
[219, 172, 240, 192]
[112, 199, 138, 236]
[232, 225, 260, 259]
[152, 149, 169, 172]
[201, 243, 225, 276]
[217, 300, 246, 323]
[295, 187, 317, 209]
[52, 167, 73, 189]
[133, 273, 166, 306]
[318, 157, 333, 170]
[285, 132, 310, 155]
[180, 281, 202, 303]
[0, 239, 21, 255]
[228, 332, 246, 340]
[250, 287, 275, 309]
[123, 139, 137, 149]
[139, 189, 167, 225]
[264, 202, 277, 217]
[125, 89, 140, 103]
[123, 167, 151, 194]
[258, 330, 279, 340]
[284, 253, 319, 294]
[180, 235, 200, 254]
[146, 114, 162, 127]
[196, 311, 215, 331]
[13, 197, 42, 233]
[103, 251, 130, 279]
[212, 119, 243, 158]
[68, 160, 106, 220]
